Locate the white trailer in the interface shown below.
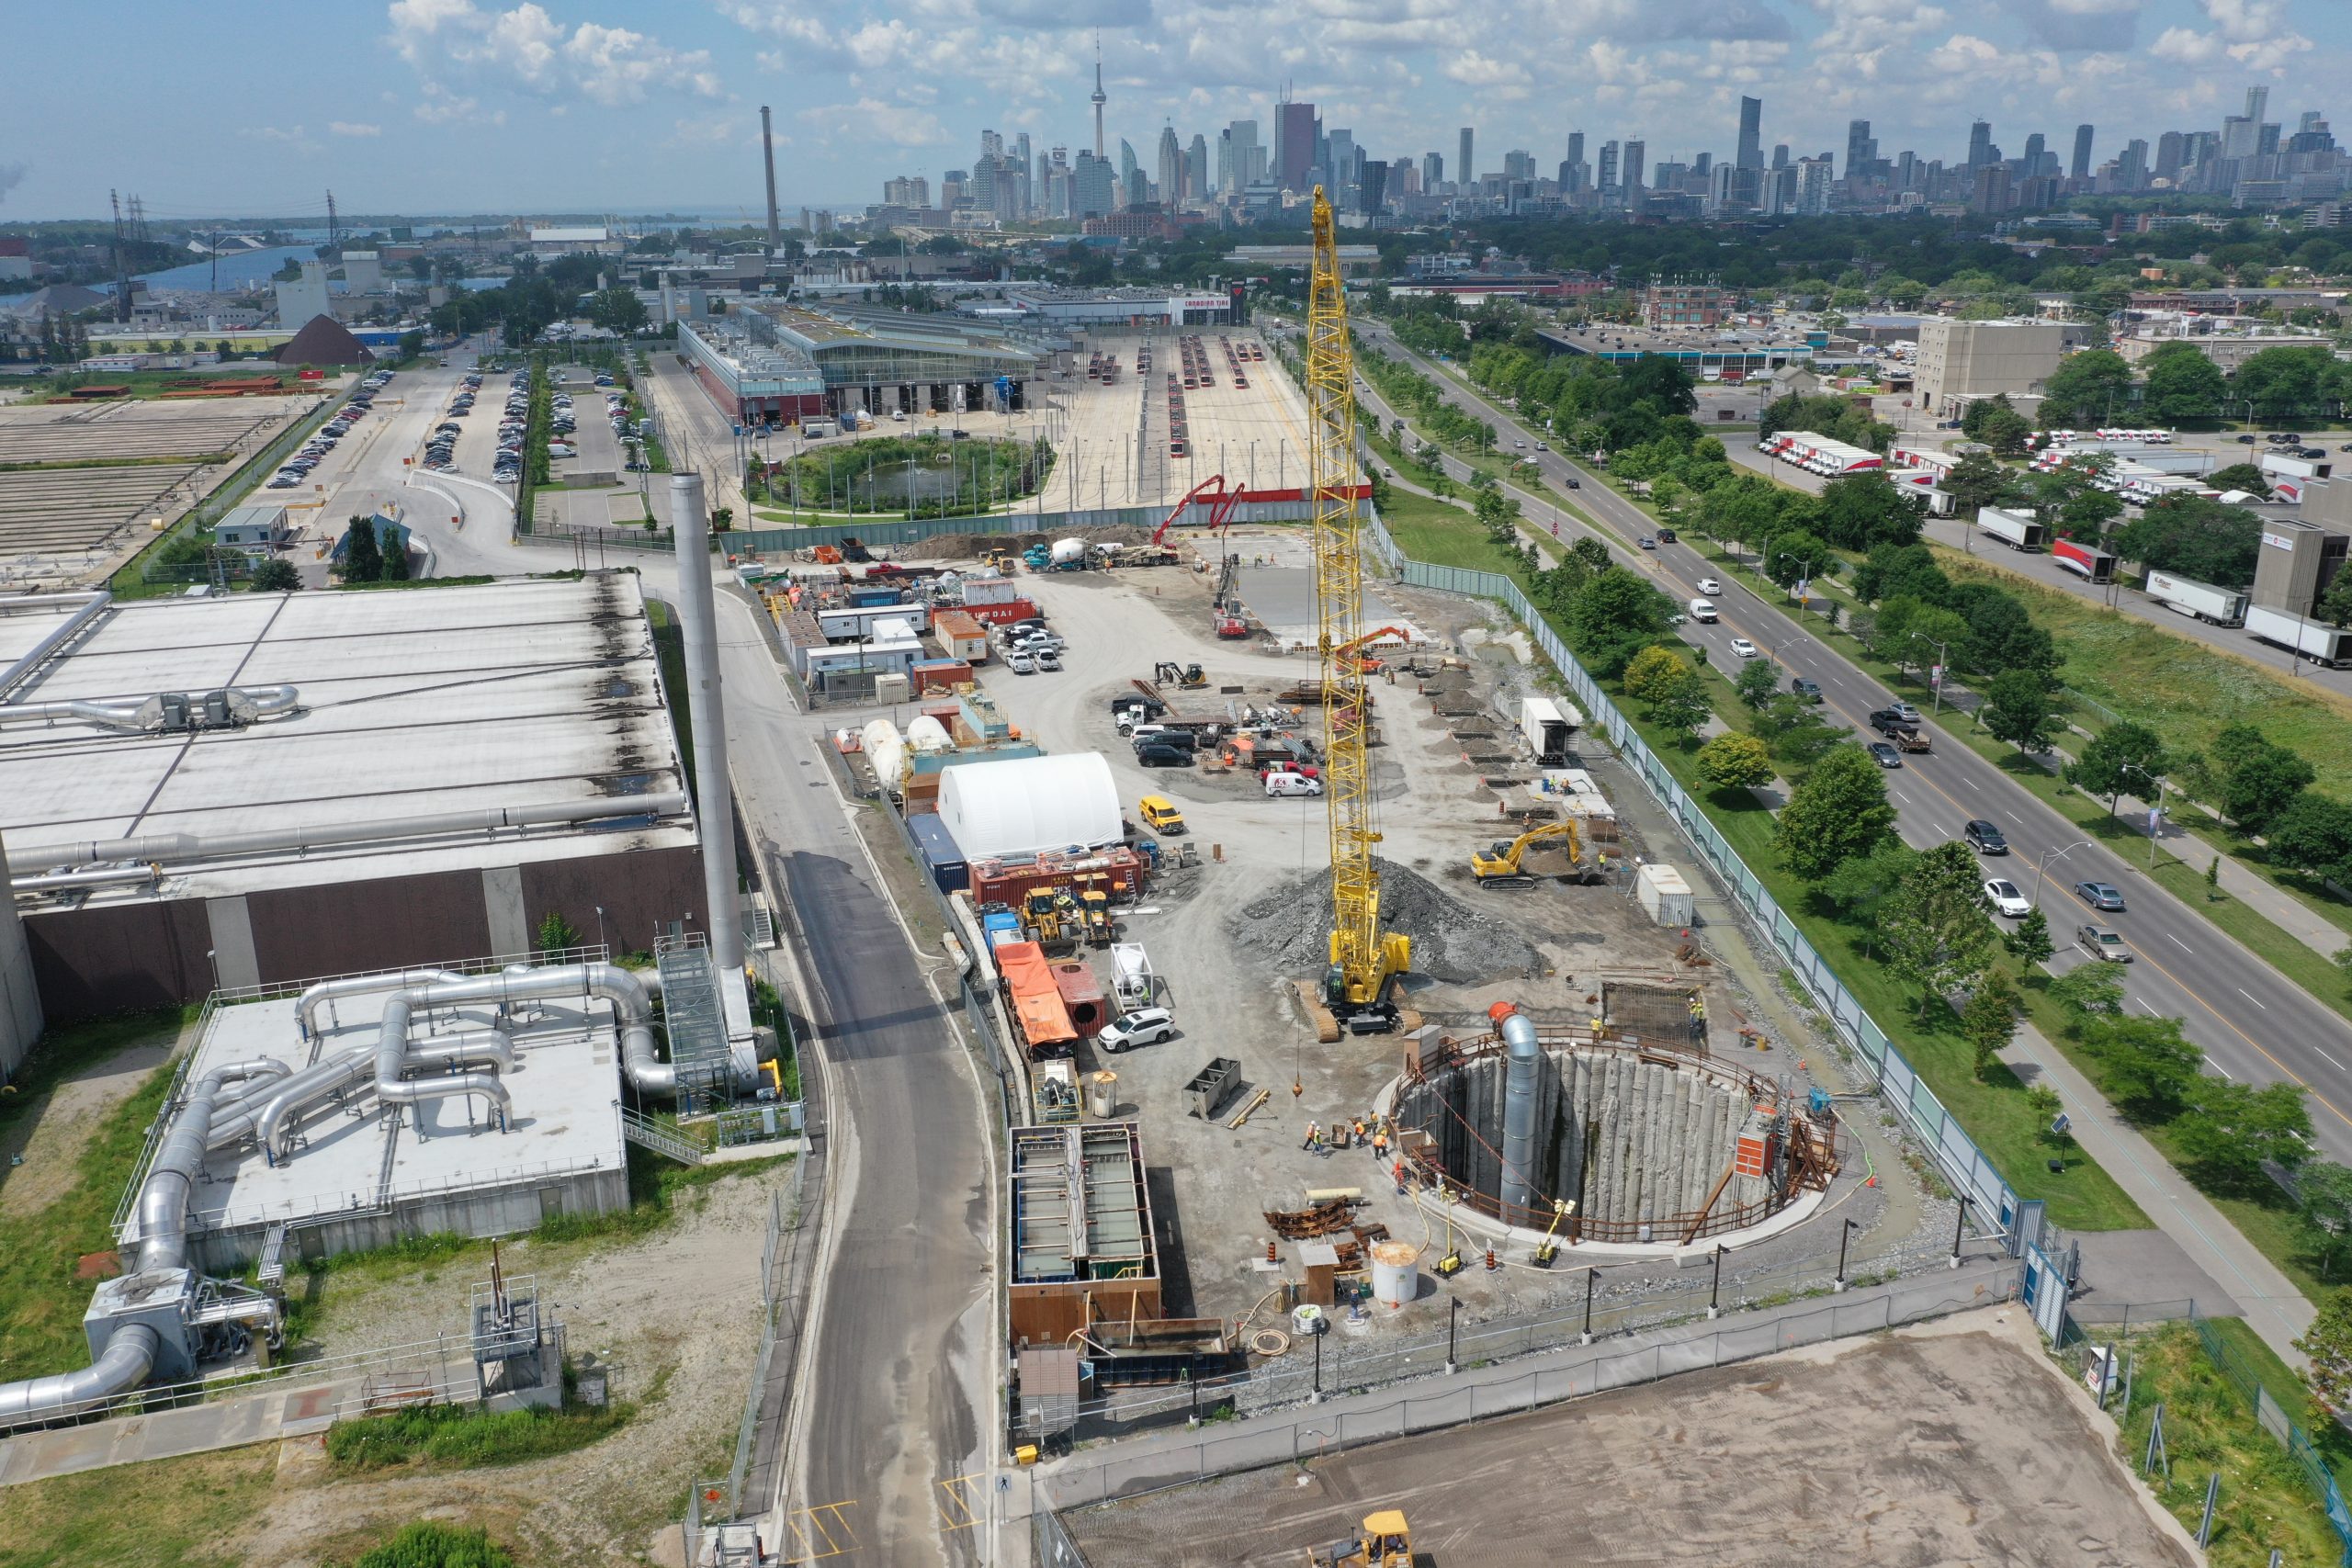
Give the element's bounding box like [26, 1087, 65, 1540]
[1635, 863, 1695, 928]
[2143, 570, 2248, 627]
[1110, 942, 1155, 1010]
[2246, 604, 2352, 669]
[1974, 506, 2047, 551]
[1519, 696, 1579, 765]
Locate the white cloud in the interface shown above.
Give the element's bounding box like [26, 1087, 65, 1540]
[796, 96, 948, 148]
[239, 124, 315, 146]
[2149, 24, 2222, 62]
[413, 81, 505, 125]
[384, 0, 724, 105]
[1442, 51, 1529, 89]
[329, 121, 384, 137]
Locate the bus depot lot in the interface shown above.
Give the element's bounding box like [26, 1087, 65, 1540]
[1036, 331, 1309, 513]
[936, 537, 1927, 1342]
[1058, 1309, 2196, 1568]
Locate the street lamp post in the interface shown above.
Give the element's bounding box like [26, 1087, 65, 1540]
[1908, 633, 1951, 715]
[2120, 762, 2168, 869]
[1834, 1217, 1858, 1293]
[2031, 839, 2093, 904]
[1950, 1194, 1973, 1269]
[1773, 553, 1819, 614]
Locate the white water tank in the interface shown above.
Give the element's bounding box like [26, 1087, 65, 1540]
[861, 718, 905, 790]
[1369, 1241, 1420, 1308]
[1050, 537, 1086, 565]
[1086, 1070, 1117, 1119]
[905, 715, 952, 752]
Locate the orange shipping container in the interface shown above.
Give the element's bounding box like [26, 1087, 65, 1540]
[997, 940, 1078, 1058]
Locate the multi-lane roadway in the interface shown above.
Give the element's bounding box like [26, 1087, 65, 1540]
[1351, 321, 2352, 1166]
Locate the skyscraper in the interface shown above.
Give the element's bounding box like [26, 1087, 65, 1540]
[1845, 119, 1875, 180]
[1219, 119, 1260, 196]
[1187, 133, 1209, 204]
[1736, 96, 1763, 171]
[1090, 35, 1107, 159]
[1423, 151, 1442, 192]
[1598, 140, 1619, 194]
[1459, 127, 1476, 185]
[1119, 137, 1140, 209]
[1562, 130, 1585, 193]
[2154, 130, 2185, 183]
[2070, 123, 2094, 181]
[1966, 119, 1992, 169]
[1623, 140, 1645, 205]
[1275, 99, 1317, 192]
[1157, 125, 1182, 205]
[1072, 150, 1114, 217]
[2022, 131, 2043, 173]
[2245, 85, 2269, 134]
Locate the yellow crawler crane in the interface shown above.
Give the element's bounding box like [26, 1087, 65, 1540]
[1306, 185, 1409, 1038]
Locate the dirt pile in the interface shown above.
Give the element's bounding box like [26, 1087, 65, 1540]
[1227, 857, 1542, 986]
[904, 523, 1159, 561]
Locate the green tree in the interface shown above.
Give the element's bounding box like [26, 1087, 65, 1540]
[2296, 1287, 2352, 1423]
[377, 525, 410, 581]
[2204, 462, 2272, 498]
[2316, 573, 2352, 631]
[2222, 745, 2317, 834]
[2264, 792, 2352, 884]
[1623, 645, 1688, 705]
[1566, 568, 1676, 678]
[1732, 658, 1779, 710]
[2067, 721, 2168, 815]
[2037, 348, 2134, 428]
[1977, 400, 2033, 458]
[1818, 840, 1921, 947]
[1776, 745, 1897, 882]
[2233, 344, 2337, 420]
[1943, 451, 2019, 517]
[1814, 472, 1922, 552]
[1980, 669, 2060, 754]
[1763, 529, 1833, 592]
[1568, 536, 1611, 575]
[339, 514, 382, 582]
[2047, 961, 2126, 1029]
[537, 910, 581, 954]
[2005, 906, 2054, 964]
[2082, 1014, 2204, 1120]
[249, 558, 300, 592]
[2294, 1163, 2352, 1283]
[2174, 1077, 2312, 1194]
[1881, 840, 2001, 1014]
[1694, 732, 1775, 793]
[2109, 497, 2263, 590]
[1961, 974, 2018, 1080]
[2140, 341, 2228, 423]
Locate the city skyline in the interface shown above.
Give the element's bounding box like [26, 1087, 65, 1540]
[1, 0, 2349, 217]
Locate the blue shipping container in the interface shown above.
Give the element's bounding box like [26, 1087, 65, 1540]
[908, 812, 968, 893]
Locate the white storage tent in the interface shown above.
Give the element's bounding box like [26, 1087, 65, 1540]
[935, 752, 1123, 859]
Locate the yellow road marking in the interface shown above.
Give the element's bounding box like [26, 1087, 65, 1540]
[777, 1500, 860, 1562]
[935, 1472, 985, 1532]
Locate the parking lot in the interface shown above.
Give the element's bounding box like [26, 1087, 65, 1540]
[1036, 331, 1308, 513]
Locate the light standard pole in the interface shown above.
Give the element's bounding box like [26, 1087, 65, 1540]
[1834, 1217, 1858, 1293]
[1950, 1194, 1973, 1269]
[2031, 839, 2092, 904]
[1773, 552, 1819, 614]
[2120, 762, 2167, 869]
[1908, 633, 1951, 715]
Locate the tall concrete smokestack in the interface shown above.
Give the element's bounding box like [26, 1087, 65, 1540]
[669, 473, 744, 971]
[760, 106, 781, 258]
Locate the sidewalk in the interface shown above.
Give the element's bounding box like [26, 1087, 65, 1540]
[2111, 786, 2347, 961]
[1998, 1019, 2315, 1367]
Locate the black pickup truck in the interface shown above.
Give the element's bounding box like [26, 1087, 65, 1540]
[1868, 709, 1931, 751]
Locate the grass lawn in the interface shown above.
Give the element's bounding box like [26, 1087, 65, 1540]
[2110, 1321, 2346, 1567]
[0, 1446, 278, 1568]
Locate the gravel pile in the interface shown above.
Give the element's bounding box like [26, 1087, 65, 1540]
[1227, 856, 1542, 985]
[906, 523, 1158, 561]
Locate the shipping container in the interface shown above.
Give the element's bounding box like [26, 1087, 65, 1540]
[2246, 604, 2352, 669]
[931, 609, 990, 662]
[1974, 507, 2046, 551]
[997, 940, 1079, 1058]
[1051, 960, 1108, 1037]
[1635, 863, 1695, 927]
[1519, 697, 1578, 765]
[969, 846, 1147, 911]
[908, 812, 968, 893]
[2051, 537, 2115, 584]
[2143, 570, 2247, 627]
[959, 597, 1041, 626]
[910, 659, 973, 695]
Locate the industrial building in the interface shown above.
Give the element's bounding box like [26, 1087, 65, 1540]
[678, 302, 1044, 426]
[977, 286, 1246, 329]
[0, 576, 708, 1021]
[1914, 319, 2064, 422]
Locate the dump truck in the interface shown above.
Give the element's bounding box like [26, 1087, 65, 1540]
[1306, 1511, 1413, 1568]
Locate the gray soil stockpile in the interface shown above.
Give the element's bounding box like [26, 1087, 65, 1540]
[1227, 857, 1542, 985]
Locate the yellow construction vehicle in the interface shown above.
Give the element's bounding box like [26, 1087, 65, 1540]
[1154, 660, 1207, 689]
[1022, 887, 1077, 946]
[1076, 879, 1114, 946]
[1469, 820, 1586, 889]
[1306, 1510, 1413, 1567]
[1303, 186, 1409, 1042]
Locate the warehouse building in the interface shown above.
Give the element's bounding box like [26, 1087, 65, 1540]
[1915, 319, 2064, 422]
[0, 576, 707, 1021]
[684, 301, 1045, 426]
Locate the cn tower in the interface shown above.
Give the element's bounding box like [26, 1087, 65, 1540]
[1091, 33, 1107, 158]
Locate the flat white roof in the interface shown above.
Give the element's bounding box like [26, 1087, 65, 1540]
[0, 576, 694, 902]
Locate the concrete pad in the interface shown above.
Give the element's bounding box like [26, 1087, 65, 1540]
[2068, 1229, 2241, 1318]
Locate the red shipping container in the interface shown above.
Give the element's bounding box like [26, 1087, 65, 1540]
[960, 598, 1038, 626]
[1051, 960, 1107, 1036]
[911, 660, 972, 694]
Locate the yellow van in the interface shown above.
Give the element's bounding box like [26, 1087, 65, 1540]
[1137, 795, 1186, 835]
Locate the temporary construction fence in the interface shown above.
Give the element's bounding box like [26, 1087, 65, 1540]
[2193, 1313, 2352, 1562]
[1356, 511, 2076, 1323]
[1035, 1261, 2016, 1518]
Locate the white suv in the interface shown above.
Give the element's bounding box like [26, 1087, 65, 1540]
[1098, 1007, 1175, 1052]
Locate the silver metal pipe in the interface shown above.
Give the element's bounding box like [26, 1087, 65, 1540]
[12, 863, 162, 893]
[137, 1058, 289, 1273]
[238, 1047, 376, 1160]
[13, 792, 688, 878]
[0, 1324, 159, 1427]
[0, 592, 110, 705]
[1499, 1010, 1542, 1217]
[374, 997, 512, 1135]
[296, 969, 469, 1039]
[401, 1028, 515, 1074]
[670, 473, 743, 970]
[0, 684, 300, 730]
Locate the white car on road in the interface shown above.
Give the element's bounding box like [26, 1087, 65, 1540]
[1729, 637, 1759, 659]
[1696, 578, 1723, 595]
[1983, 879, 2032, 919]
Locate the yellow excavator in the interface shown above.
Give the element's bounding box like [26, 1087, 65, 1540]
[1306, 1511, 1413, 1567]
[1470, 820, 1585, 889]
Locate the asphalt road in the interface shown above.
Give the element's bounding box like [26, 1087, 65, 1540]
[1351, 320, 2352, 1166]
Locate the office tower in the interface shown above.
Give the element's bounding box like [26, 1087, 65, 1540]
[1275, 100, 1317, 192]
[1795, 156, 1833, 215]
[2155, 130, 2185, 183]
[2120, 138, 2148, 188]
[2245, 85, 2269, 132]
[2258, 122, 2280, 156]
[1967, 119, 1992, 168]
[1503, 149, 1534, 181]
[1897, 149, 1918, 189]
[1563, 131, 1585, 193]
[981, 129, 1002, 162]
[2022, 131, 2044, 172]
[1459, 127, 1476, 185]
[1736, 96, 1762, 170]
[1156, 125, 1182, 204]
[1187, 133, 1209, 203]
[1071, 151, 1114, 217]
[1324, 127, 1356, 206]
[1970, 164, 2010, 212]
[1016, 132, 1034, 201]
[1362, 161, 1388, 215]
[2070, 123, 2094, 181]
[1598, 139, 1620, 194]
[1090, 36, 1107, 158]
[1623, 140, 1645, 203]
[1423, 151, 1442, 191]
[1845, 119, 1874, 179]
[1220, 119, 1259, 196]
[1770, 143, 1789, 170]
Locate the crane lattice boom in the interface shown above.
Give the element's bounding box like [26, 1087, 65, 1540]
[1306, 186, 1408, 1015]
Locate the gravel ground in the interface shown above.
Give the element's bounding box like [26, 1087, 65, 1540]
[1227, 857, 1543, 985]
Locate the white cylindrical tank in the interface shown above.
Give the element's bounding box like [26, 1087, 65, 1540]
[905, 715, 952, 752]
[1050, 537, 1086, 565]
[861, 718, 905, 790]
[1369, 1241, 1420, 1308]
[1086, 1070, 1117, 1120]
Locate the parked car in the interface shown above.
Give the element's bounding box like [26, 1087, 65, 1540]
[2072, 881, 2125, 912]
[2076, 923, 2132, 963]
[1136, 742, 1193, 767]
[1007, 650, 1035, 674]
[1963, 818, 2009, 854]
[1097, 1007, 1176, 1052]
[1035, 651, 1063, 672]
[1729, 637, 1759, 659]
[1867, 741, 1904, 768]
[1984, 879, 2031, 918]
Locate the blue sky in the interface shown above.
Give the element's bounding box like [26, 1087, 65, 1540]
[1, 0, 2346, 220]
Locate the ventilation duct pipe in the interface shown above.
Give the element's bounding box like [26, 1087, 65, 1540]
[11, 793, 688, 880]
[669, 473, 744, 972]
[1498, 1010, 1542, 1217]
[373, 996, 512, 1136]
[12, 863, 164, 894]
[297, 970, 469, 1040]
[0, 592, 111, 705]
[0, 1055, 288, 1425]
[0, 684, 300, 731]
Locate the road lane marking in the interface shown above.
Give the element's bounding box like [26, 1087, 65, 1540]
[2238, 987, 2268, 1010]
[2209, 1057, 2234, 1079]
[2322, 1048, 2346, 1071]
[778, 1502, 860, 1562]
[936, 1474, 984, 1532]
[2168, 932, 2193, 953]
[2004, 810, 2023, 824]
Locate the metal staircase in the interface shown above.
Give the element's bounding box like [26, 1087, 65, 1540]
[618, 1104, 707, 1166]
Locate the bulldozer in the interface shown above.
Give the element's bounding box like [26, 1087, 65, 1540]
[1306, 1510, 1413, 1567]
[1470, 820, 1585, 890]
[1022, 886, 1079, 946]
[1155, 660, 1206, 689]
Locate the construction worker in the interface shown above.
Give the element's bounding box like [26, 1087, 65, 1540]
[1392, 1158, 1408, 1196]
[1372, 1123, 1390, 1163]
[1304, 1121, 1320, 1152]
[1351, 1117, 1367, 1148]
